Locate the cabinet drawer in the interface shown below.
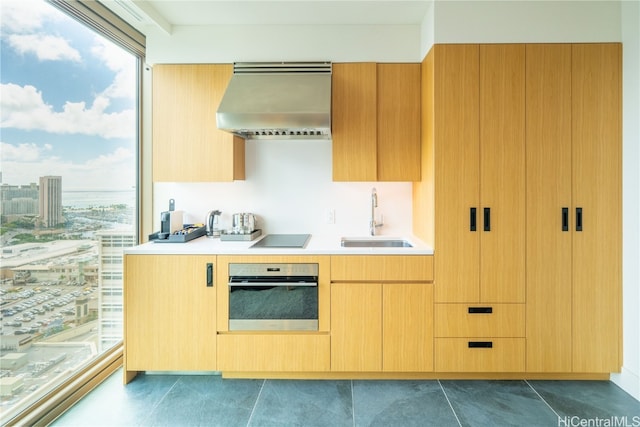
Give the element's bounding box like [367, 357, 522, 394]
[217, 334, 330, 372]
[331, 255, 433, 281]
[434, 304, 524, 337]
[435, 338, 525, 372]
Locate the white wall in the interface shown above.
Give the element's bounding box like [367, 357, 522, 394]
[153, 140, 413, 238]
[615, 0, 640, 401]
[432, 0, 620, 46]
[146, 24, 422, 64]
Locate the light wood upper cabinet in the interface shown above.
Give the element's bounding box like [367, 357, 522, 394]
[332, 63, 420, 182]
[332, 63, 377, 181]
[124, 255, 217, 376]
[430, 44, 525, 304]
[377, 64, 421, 181]
[152, 64, 245, 182]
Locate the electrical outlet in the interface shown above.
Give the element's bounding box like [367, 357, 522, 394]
[326, 209, 335, 224]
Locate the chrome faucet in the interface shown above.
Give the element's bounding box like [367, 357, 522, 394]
[370, 187, 383, 236]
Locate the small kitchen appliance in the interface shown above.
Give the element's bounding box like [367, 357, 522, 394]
[206, 210, 222, 237]
[232, 213, 257, 234]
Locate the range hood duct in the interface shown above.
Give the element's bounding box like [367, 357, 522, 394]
[216, 62, 332, 140]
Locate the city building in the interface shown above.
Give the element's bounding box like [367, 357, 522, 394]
[96, 230, 136, 351]
[38, 176, 63, 228]
[0, 183, 39, 218]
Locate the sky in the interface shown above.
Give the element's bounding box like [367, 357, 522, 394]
[0, 0, 137, 191]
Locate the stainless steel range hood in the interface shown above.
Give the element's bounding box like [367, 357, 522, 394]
[216, 62, 332, 140]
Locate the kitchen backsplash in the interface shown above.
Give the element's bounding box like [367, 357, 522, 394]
[153, 139, 414, 237]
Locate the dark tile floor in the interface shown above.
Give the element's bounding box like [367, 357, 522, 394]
[52, 369, 640, 427]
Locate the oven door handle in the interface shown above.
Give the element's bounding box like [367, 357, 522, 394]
[228, 282, 318, 287]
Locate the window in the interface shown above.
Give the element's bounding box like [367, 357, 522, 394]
[0, 0, 142, 422]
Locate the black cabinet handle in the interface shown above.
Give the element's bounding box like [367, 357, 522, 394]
[576, 207, 583, 232]
[206, 263, 214, 287]
[562, 207, 569, 232]
[468, 341, 493, 348]
[470, 208, 477, 232]
[468, 307, 493, 314]
[483, 207, 491, 232]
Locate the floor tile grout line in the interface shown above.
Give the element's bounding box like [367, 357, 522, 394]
[246, 378, 266, 427]
[351, 380, 356, 427]
[524, 380, 562, 419]
[142, 375, 182, 424]
[438, 380, 463, 427]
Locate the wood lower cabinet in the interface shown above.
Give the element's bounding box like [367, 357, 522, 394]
[382, 283, 434, 372]
[434, 303, 525, 372]
[331, 282, 382, 372]
[217, 334, 330, 372]
[152, 64, 245, 182]
[330, 256, 434, 372]
[124, 255, 217, 379]
[332, 63, 420, 182]
[435, 338, 525, 372]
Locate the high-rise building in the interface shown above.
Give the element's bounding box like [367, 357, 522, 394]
[96, 230, 136, 351]
[38, 176, 63, 227]
[0, 183, 39, 216]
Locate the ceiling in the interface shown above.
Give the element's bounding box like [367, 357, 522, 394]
[103, 0, 432, 34]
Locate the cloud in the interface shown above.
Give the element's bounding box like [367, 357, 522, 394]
[8, 34, 82, 62]
[1, 83, 135, 139]
[1, 142, 135, 190]
[0, 141, 50, 162]
[91, 37, 137, 99]
[0, 0, 60, 33]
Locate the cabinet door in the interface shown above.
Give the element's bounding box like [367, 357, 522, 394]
[434, 44, 480, 303]
[331, 283, 382, 371]
[125, 255, 216, 371]
[377, 63, 421, 181]
[525, 44, 573, 372]
[152, 64, 245, 182]
[332, 63, 377, 181]
[571, 43, 622, 373]
[479, 44, 525, 303]
[383, 283, 433, 372]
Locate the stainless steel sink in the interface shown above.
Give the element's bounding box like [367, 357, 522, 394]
[341, 238, 413, 248]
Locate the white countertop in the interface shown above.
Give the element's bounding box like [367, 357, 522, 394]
[124, 233, 434, 256]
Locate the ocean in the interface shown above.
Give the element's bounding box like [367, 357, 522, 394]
[62, 190, 136, 209]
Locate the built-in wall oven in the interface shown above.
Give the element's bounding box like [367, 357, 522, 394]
[228, 263, 319, 331]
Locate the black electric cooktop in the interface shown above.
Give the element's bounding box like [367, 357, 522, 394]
[250, 234, 311, 249]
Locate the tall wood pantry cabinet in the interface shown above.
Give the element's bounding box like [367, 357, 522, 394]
[417, 43, 621, 374]
[332, 63, 421, 181]
[426, 44, 526, 372]
[152, 64, 245, 182]
[526, 43, 622, 373]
